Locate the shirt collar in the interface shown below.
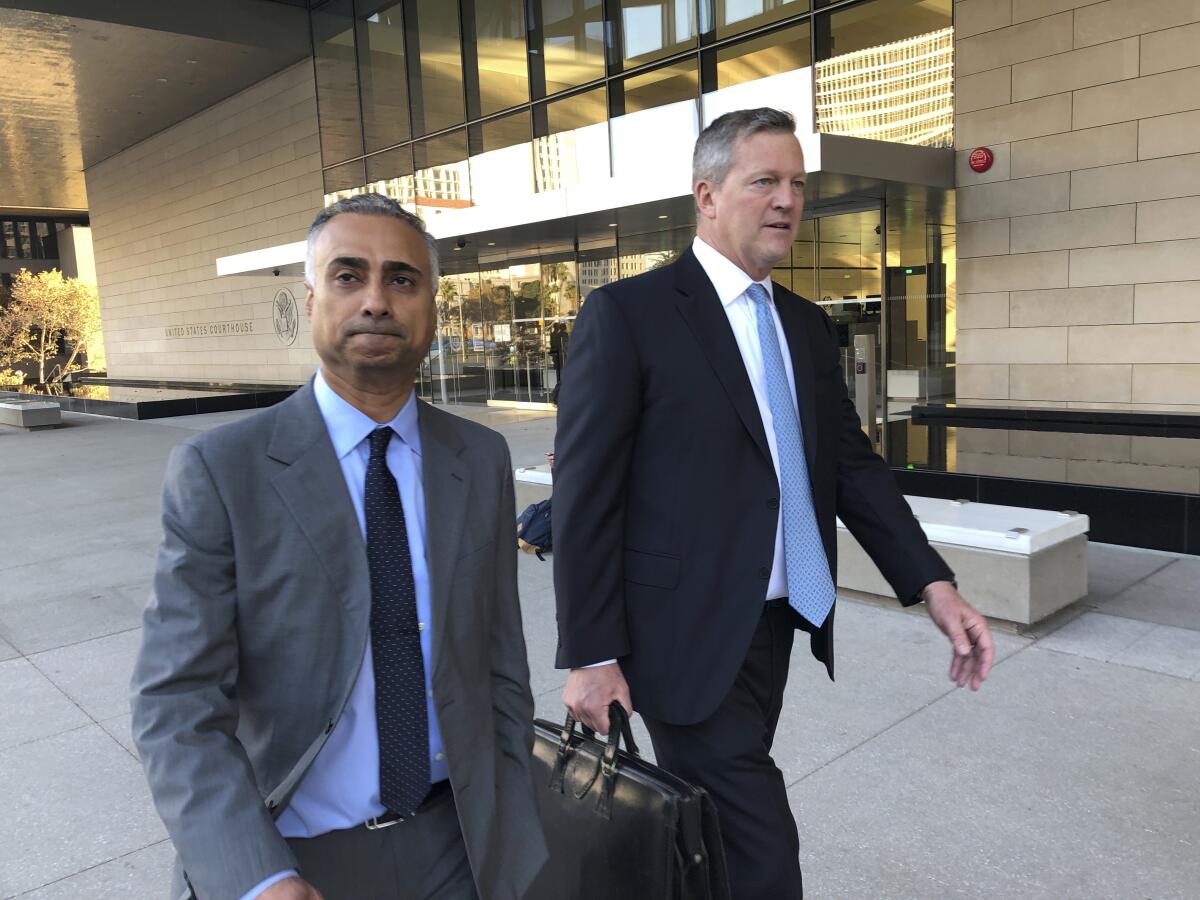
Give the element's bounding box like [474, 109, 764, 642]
[313, 369, 422, 461]
[692, 236, 774, 308]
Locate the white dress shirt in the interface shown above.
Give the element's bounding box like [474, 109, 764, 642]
[242, 371, 449, 899]
[691, 236, 800, 602]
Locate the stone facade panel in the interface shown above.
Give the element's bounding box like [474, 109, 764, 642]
[1010, 205, 1136, 253]
[1009, 286, 1134, 327]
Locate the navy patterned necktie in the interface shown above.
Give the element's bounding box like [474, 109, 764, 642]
[747, 284, 836, 627]
[365, 426, 430, 815]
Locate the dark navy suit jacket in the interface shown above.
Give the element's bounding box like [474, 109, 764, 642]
[552, 247, 953, 726]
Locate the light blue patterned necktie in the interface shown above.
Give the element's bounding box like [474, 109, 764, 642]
[746, 283, 836, 627]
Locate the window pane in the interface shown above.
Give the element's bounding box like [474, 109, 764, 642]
[477, 111, 532, 154]
[620, 0, 698, 68]
[714, 0, 809, 40]
[469, 113, 536, 211]
[411, 0, 466, 135]
[357, 2, 411, 151]
[716, 21, 811, 88]
[534, 87, 610, 192]
[366, 146, 416, 207]
[474, 0, 530, 115]
[413, 130, 471, 219]
[323, 159, 368, 204]
[543, 86, 608, 134]
[617, 226, 694, 277]
[824, 0, 951, 58]
[540, 0, 605, 95]
[622, 59, 697, 114]
[816, 0, 953, 146]
[312, 0, 364, 165]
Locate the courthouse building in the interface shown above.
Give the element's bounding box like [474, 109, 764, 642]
[2, 0, 1199, 546]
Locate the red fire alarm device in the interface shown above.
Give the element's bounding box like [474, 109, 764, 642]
[968, 147, 994, 173]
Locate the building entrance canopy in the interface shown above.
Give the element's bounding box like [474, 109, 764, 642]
[215, 130, 950, 280]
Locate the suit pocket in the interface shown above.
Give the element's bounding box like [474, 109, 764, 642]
[624, 548, 680, 589]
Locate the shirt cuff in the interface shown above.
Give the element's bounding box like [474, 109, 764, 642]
[582, 659, 618, 669]
[240, 870, 299, 900]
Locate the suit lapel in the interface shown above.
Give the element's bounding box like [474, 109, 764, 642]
[773, 288, 820, 475]
[672, 248, 772, 463]
[267, 382, 370, 619]
[416, 401, 469, 668]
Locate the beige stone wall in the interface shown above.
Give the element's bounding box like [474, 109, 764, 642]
[87, 62, 323, 384]
[955, 426, 1200, 493]
[955, 0, 1200, 412]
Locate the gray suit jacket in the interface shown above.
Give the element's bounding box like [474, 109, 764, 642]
[131, 382, 547, 900]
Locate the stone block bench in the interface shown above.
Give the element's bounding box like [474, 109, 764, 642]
[514, 465, 553, 512]
[511, 468, 1088, 627]
[0, 399, 62, 430]
[838, 496, 1089, 626]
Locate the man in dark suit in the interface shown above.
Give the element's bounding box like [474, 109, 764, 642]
[552, 109, 994, 899]
[132, 194, 546, 900]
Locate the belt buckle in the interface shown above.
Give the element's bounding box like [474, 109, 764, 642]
[364, 812, 404, 831]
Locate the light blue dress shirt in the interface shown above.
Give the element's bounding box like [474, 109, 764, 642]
[242, 371, 447, 899]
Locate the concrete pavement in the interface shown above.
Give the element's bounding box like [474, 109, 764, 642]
[1, 407, 1197, 899]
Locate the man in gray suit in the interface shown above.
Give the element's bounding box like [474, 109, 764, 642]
[132, 193, 547, 900]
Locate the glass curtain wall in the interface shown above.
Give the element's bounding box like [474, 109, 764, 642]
[414, 198, 952, 411]
[471, 0, 529, 115]
[417, 226, 692, 406]
[356, 3, 410, 152]
[310, 0, 958, 407]
[313, 0, 958, 186]
[312, 0, 364, 165]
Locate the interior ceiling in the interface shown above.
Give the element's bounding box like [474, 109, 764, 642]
[0, 0, 311, 213]
[437, 173, 953, 277]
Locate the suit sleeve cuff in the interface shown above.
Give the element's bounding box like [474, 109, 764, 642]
[912, 578, 957, 605]
[239, 870, 299, 900]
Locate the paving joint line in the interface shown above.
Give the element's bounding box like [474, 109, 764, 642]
[24, 633, 145, 761]
[1101, 556, 1182, 600]
[10, 838, 173, 898]
[0, 721, 95, 758]
[20, 624, 143, 658]
[785, 641, 1035, 791]
[1032, 644, 1200, 683]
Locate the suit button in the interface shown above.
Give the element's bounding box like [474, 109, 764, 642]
[758, 566, 770, 578]
[767, 497, 779, 509]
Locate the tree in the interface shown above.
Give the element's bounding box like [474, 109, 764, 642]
[0, 269, 105, 383]
[648, 249, 680, 271]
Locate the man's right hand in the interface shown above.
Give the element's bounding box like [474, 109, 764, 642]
[563, 663, 632, 734]
[259, 876, 324, 900]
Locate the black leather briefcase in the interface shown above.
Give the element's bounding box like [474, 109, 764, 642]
[526, 702, 731, 900]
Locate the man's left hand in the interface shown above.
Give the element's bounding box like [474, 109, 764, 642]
[922, 581, 994, 691]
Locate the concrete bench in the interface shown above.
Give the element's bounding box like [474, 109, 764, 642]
[838, 497, 1089, 626]
[0, 399, 62, 430]
[511, 467, 1088, 626]
[514, 465, 553, 512]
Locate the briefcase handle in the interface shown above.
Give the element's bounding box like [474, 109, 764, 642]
[579, 701, 639, 757]
[551, 701, 639, 818]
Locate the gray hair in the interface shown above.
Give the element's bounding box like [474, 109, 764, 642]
[692, 108, 797, 186]
[305, 192, 440, 287]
